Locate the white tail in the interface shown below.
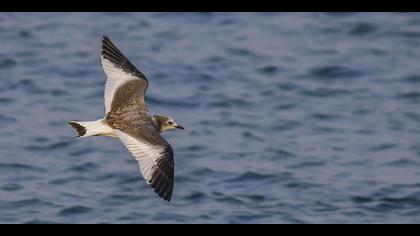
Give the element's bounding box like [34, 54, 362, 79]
[68, 119, 115, 138]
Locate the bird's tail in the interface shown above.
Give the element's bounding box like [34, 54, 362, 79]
[68, 119, 113, 138]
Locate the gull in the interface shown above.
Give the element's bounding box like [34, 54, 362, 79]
[68, 36, 184, 201]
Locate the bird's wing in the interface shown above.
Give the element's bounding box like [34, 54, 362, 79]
[114, 127, 174, 201]
[101, 36, 149, 114]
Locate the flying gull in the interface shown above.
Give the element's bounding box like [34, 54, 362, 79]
[68, 36, 184, 201]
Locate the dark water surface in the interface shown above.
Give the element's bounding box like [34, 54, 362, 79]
[1, 13, 420, 223]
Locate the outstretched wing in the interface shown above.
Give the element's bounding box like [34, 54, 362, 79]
[115, 129, 174, 201]
[101, 36, 149, 114]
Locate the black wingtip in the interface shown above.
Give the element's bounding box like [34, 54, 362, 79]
[100, 35, 148, 80]
[163, 193, 172, 202]
[102, 35, 110, 42]
[148, 168, 173, 201]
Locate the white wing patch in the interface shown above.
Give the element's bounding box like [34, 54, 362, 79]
[102, 58, 137, 114]
[115, 130, 164, 182]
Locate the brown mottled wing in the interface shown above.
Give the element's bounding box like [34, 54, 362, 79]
[113, 126, 175, 201]
[101, 35, 149, 114]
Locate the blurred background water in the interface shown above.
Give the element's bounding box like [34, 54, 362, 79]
[1, 12, 420, 223]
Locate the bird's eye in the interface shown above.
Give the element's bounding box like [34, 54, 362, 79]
[168, 121, 173, 125]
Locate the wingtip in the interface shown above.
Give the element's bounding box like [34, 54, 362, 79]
[102, 35, 113, 45]
[155, 188, 173, 202]
[163, 189, 173, 202]
[163, 195, 172, 202]
[101, 35, 112, 56]
[150, 176, 173, 202]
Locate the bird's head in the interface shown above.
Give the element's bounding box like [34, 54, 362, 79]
[154, 115, 184, 132]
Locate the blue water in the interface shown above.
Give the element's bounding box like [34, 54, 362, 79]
[1, 12, 420, 223]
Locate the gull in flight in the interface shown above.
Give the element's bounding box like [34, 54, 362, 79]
[68, 36, 184, 201]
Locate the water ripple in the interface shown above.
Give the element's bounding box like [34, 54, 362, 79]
[225, 171, 278, 182]
[24, 140, 72, 152]
[1, 183, 23, 191]
[1, 198, 55, 210]
[0, 57, 17, 69]
[58, 205, 92, 216]
[299, 88, 351, 98]
[308, 65, 364, 80]
[349, 22, 378, 35]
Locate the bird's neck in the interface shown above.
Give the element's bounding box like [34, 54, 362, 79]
[152, 115, 164, 133]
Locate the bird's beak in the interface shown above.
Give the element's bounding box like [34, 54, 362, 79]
[175, 125, 185, 130]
